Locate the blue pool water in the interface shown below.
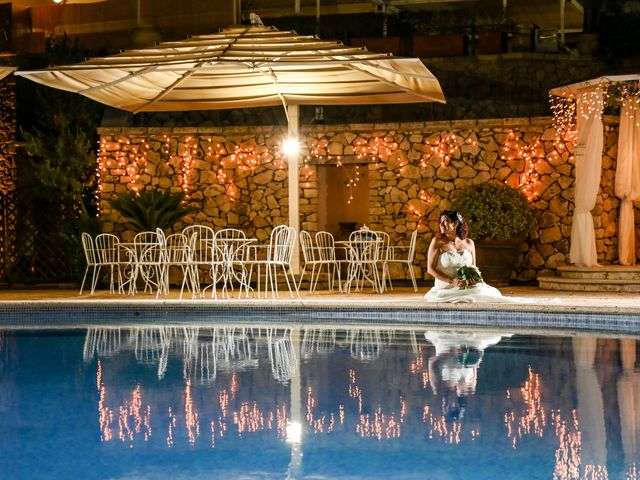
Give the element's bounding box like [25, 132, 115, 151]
[0, 324, 638, 479]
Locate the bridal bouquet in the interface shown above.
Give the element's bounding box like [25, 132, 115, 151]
[456, 265, 483, 289]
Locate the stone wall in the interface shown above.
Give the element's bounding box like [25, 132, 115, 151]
[98, 115, 627, 283]
[0, 78, 16, 194]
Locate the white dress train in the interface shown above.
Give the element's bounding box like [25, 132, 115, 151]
[424, 250, 509, 303]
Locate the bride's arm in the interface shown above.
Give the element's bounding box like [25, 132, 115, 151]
[427, 237, 462, 286]
[467, 238, 477, 265]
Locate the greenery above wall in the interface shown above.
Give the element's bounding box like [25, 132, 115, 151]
[453, 182, 536, 241]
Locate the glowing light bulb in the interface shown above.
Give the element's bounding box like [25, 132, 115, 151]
[282, 138, 300, 156]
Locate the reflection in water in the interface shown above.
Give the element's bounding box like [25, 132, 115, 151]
[3, 325, 640, 478]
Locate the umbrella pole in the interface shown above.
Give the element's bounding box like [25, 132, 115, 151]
[287, 105, 301, 275]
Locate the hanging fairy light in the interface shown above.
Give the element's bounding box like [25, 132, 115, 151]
[499, 130, 543, 201]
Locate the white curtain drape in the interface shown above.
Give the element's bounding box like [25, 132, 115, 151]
[570, 87, 604, 266]
[615, 98, 640, 265]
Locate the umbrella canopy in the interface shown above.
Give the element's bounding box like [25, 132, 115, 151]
[15, 25, 445, 114]
[0, 67, 15, 82]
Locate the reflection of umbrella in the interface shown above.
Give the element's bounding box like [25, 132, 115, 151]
[15, 25, 445, 266]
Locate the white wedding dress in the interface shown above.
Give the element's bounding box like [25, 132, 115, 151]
[424, 250, 506, 303]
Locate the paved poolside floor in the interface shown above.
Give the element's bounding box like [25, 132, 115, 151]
[0, 285, 638, 314]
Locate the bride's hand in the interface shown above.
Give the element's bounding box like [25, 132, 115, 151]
[451, 278, 464, 287]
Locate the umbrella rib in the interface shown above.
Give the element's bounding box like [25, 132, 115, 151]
[79, 64, 161, 94]
[133, 61, 207, 113]
[252, 64, 290, 123]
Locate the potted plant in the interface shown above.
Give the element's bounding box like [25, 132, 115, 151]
[452, 182, 536, 285]
[109, 188, 197, 232]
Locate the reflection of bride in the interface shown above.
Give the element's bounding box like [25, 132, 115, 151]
[424, 211, 530, 303]
[425, 330, 511, 420]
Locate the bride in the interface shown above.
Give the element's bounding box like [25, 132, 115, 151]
[424, 210, 506, 303]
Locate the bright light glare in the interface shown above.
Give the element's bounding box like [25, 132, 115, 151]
[282, 138, 300, 156]
[286, 422, 302, 443]
[53, 0, 64, 4]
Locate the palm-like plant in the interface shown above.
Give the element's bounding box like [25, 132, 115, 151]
[109, 189, 197, 231]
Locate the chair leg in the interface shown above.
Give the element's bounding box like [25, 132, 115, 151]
[281, 264, 295, 298]
[297, 265, 307, 292]
[384, 262, 393, 291]
[310, 264, 320, 292]
[91, 266, 102, 295]
[79, 266, 90, 295]
[407, 263, 418, 292]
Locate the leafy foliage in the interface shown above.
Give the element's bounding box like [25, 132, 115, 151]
[456, 265, 483, 289]
[15, 35, 103, 282]
[109, 189, 198, 231]
[453, 183, 536, 240]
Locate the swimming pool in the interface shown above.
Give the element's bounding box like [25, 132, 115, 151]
[0, 323, 638, 479]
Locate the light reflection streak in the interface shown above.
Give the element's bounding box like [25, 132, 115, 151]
[184, 380, 200, 445]
[504, 367, 546, 449]
[356, 407, 401, 440]
[234, 402, 265, 434]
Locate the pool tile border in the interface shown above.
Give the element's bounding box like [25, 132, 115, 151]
[1, 303, 639, 335]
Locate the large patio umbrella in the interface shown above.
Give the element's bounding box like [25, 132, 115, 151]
[15, 24, 445, 267]
[0, 67, 15, 82]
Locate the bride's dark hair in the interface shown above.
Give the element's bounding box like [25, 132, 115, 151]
[440, 210, 468, 239]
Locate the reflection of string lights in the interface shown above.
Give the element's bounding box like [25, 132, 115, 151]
[552, 409, 581, 480]
[504, 367, 546, 449]
[184, 379, 200, 445]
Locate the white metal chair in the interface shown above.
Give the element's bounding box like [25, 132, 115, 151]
[374, 230, 391, 292]
[384, 229, 419, 292]
[316, 231, 348, 292]
[79, 232, 99, 295]
[343, 229, 383, 293]
[298, 230, 325, 292]
[130, 230, 165, 297]
[245, 225, 299, 298]
[164, 232, 198, 299]
[213, 228, 251, 296]
[94, 233, 127, 294]
[182, 225, 216, 295]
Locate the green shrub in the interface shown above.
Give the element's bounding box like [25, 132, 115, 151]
[453, 183, 536, 240]
[109, 189, 197, 231]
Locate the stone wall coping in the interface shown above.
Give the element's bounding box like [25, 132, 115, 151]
[426, 52, 602, 64]
[97, 115, 621, 137]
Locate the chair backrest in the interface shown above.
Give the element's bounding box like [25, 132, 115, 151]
[315, 231, 336, 261]
[215, 228, 248, 261]
[215, 228, 245, 241]
[182, 225, 215, 263]
[165, 233, 190, 263]
[81, 232, 97, 266]
[94, 233, 120, 263]
[133, 230, 159, 245]
[299, 230, 315, 263]
[407, 229, 418, 261]
[269, 225, 296, 263]
[375, 231, 391, 261]
[348, 229, 380, 262]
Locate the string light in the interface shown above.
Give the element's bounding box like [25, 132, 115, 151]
[499, 131, 544, 200]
